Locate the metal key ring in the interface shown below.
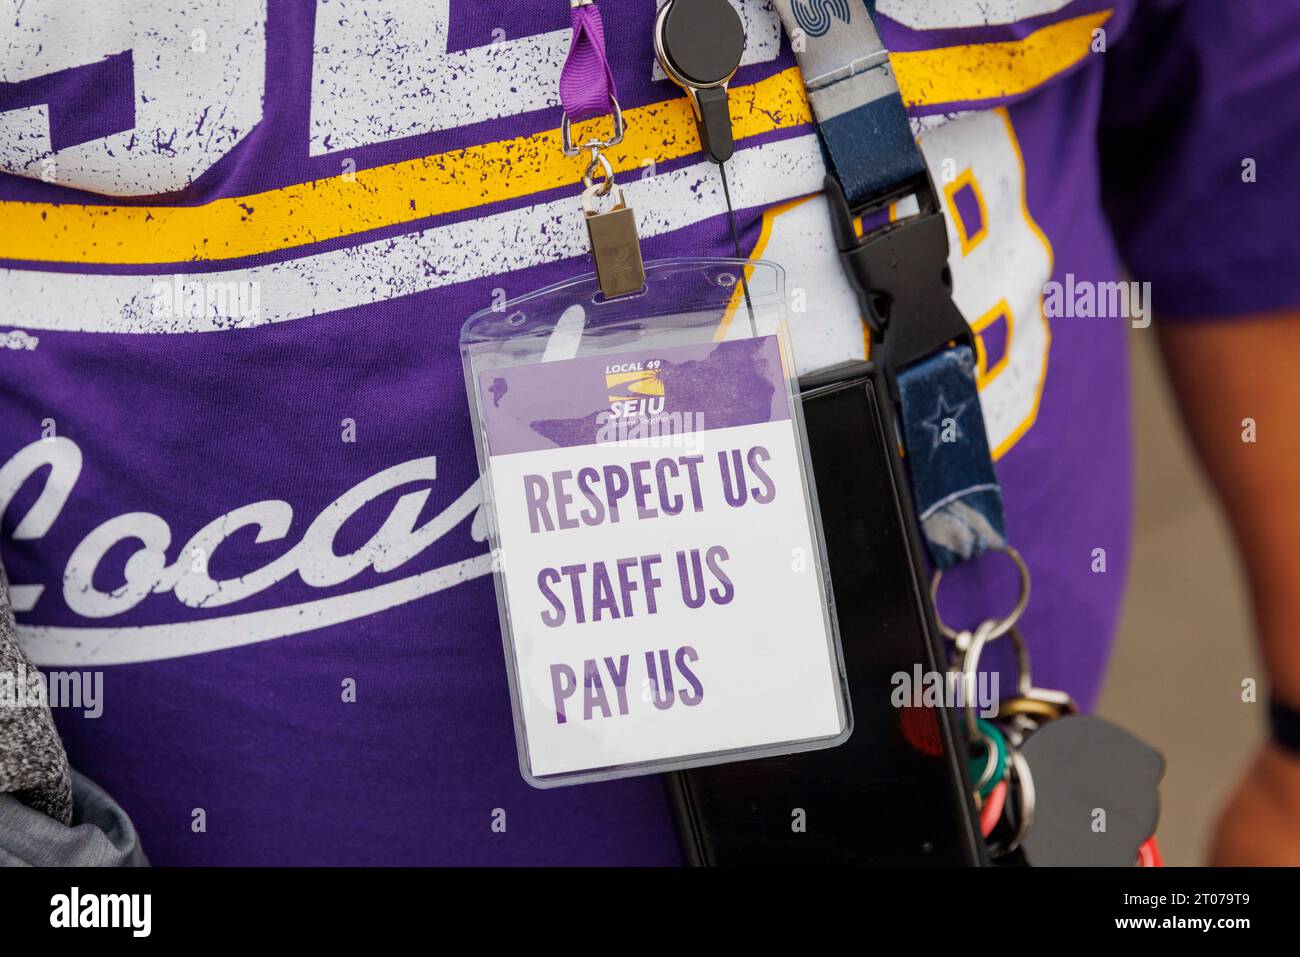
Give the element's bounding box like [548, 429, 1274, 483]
[959, 619, 1000, 743]
[930, 544, 1030, 645]
[992, 749, 1035, 857]
[996, 696, 1062, 723]
[971, 727, 1000, 794]
[1005, 624, 1078, 714]
[969, 719, 1008, 796]
[582, 151, 615, 195]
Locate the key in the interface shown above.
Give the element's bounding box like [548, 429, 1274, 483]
[948, 611, 1161, 865]
[583, 183, 645, 299]
[1018, 715, 1164, 867]
[954, 622, 1139, 862]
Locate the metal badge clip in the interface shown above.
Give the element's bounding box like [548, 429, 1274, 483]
[582, 168, 644, 299]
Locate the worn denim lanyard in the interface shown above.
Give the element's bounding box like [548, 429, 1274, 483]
[772, 0, 1008, 571]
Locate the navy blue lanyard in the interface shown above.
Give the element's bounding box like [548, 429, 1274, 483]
[772, 0, 1008, 572]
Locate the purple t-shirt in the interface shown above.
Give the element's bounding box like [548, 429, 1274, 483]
[0, 0, 1297, 864]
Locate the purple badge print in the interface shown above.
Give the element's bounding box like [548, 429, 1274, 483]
[489, 377, 509, 408]
[478, 336, 789, 456]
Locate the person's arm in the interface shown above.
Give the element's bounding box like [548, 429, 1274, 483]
[1157, 310, 1300, 865]
[0, 563, 71, 825]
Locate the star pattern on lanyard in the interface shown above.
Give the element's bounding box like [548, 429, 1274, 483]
[922, 391, 969, 455]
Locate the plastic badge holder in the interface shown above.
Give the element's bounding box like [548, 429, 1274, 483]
[461, 259, 850, 787]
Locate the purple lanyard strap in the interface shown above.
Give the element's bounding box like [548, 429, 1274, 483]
[556, 0, 621, 195]
[560, 0, 618, 123]
[560, 0, 625, 167]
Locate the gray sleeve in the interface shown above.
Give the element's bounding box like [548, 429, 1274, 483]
[0, 564, 148, 865]
[0, 771, 149, 866]
[0, 563, 71, 824]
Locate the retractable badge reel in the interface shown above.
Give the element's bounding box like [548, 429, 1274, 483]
[654, 0, 746, 164]
[655, 1, 753, 314]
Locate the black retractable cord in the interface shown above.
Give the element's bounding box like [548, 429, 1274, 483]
[654, 0, 755, 327]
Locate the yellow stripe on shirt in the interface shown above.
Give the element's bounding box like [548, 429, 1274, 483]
[894, 10, 1111, 107]
[0, 68, 811, 266]
[0, 10, 1109, 266]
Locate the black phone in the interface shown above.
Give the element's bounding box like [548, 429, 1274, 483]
[665, 362, 986, 866]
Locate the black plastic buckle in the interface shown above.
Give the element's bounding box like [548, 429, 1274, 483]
[824, 174, 971, 379]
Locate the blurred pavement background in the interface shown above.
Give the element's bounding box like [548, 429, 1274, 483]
[1096, 333, 1262, 866]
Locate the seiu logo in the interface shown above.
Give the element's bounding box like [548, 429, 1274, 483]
[605, 360, 665, 419]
